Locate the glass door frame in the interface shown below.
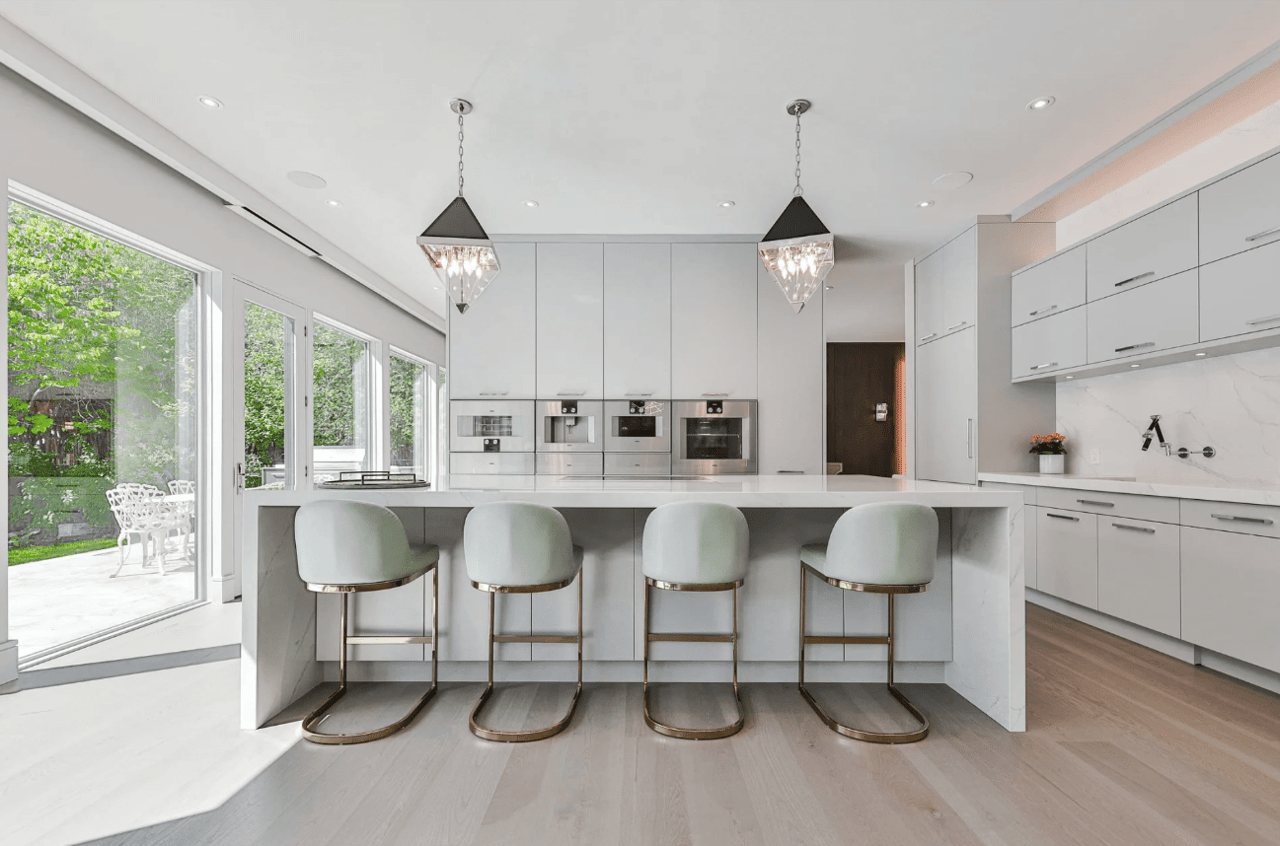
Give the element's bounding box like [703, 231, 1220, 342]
[388, 346, 445, 485]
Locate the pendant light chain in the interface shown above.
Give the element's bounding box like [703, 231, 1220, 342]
[457, 111, 465, 197]
[794, 110, 803, 196]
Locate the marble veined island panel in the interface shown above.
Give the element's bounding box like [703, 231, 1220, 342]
[242, 476, 1025, 733]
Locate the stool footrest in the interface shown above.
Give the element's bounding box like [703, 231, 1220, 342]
[644, 681, 744, 740]
[346, 635, 435, 645]
[798, 681, 929, 744]
[470, 682, 582, 742]
[302, 682, 437, 745]
[803, 635, 888, 646]
[648, 633, 735, 644]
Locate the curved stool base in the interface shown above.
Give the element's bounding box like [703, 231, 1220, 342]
[798, 681, 929, 744]
[302, 682, 437, 745]
[643, 682, 744, 740]
[469, 682, 582, 743]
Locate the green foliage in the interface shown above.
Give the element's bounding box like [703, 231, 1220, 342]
[311, 322, 365, 448]
[390, 355, 423, 468]
[9, 537, 118, 566]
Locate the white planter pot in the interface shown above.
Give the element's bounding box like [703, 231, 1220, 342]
[1039, 454, 1065, 474]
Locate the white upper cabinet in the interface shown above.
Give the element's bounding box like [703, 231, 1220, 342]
[1087, 269, 1199, 363]
[1199, 237, 1280, 342]
[916, 228, 976, 344]
[671, 243, 758, 398]
[1085, 194, 1197, 301]
[756, 263, 823, 475]
[1011, 246, 1085, 327]
[1199, 150, 1280, 265]
[1011, 306, 1086, 379]
[449, 241, 537, 399]
[603, 243, 670, 398]
[914, 248, 943, 345]
[536, 243, 604, 399]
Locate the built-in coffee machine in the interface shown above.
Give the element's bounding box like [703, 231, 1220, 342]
[535, 400, 603, 475]
[449, 400, 536, 474]
[671, 399, 758, 475]
[604, 399, 671, 476]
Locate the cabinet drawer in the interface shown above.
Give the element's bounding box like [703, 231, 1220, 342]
[536, 453, 604, 476]
[1086, 269, 1198, 364]
[1037, 509, 1098, 608]
[1012, 247, 1086, 328]
[1086, 194, 1197, 301]
[978, 481, 1037, 505]
[1181, 526, 1280, 673]
[450, 453, 535, 475]
[1037, 487, 1179, 523]
[604, 453, 670, 476]
[1180, 499, 1280, 539]
[1097, 517, 1180, 637]
[1199, 151, 1280, 265]
[1199, 238, 1280, 342]
[1012, 306, 1086, 378]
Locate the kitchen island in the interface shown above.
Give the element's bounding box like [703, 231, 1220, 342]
[241, 475, 1026, 732]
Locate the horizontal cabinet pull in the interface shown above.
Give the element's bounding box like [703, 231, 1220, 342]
[1210, 513, 1274, 525]
[1046, 512, 1079, 521]
[1244, 225, 1280, 243]
[920, 332, 939, 341]
[1077, 499, 1114, 507]
[479, 391, 510, 396]
[1114, 271, 1155, 288]
[624, 392, 654, 397]
[1112, 522, 1155, 533]
[701, 392, 729, 397]
[1245, 314, 1280, 327]
[947, 321, 968, 331]
[1029, 304, 1058, 316]
[1029, 362, 1058, 370]
[556, 391, 587, 397]
[776, 469, 806, 474]
[1114, 341, 1155, 353]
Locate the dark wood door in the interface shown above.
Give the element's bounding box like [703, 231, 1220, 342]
[826, 342, 904, 477]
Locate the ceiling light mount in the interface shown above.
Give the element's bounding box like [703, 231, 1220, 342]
[449, 98, 473, 116]
[786, 99, 811, 118]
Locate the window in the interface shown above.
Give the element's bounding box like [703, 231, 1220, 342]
[311, 319, 373, 480]
[390, 349, 444, 483]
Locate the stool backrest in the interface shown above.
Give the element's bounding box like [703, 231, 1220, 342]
[295, 500, 412, 587]
[464, 502, 576, 588]
[825, 502, 938, 586]
[642, 501, 749, 585]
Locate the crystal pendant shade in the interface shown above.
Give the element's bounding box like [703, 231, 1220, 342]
[758, 195, 835, 313]
[416, 195, 500, 314]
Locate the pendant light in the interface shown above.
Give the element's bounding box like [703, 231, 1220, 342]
[758, 99, 834, 314]
[417, 99, 500, 314]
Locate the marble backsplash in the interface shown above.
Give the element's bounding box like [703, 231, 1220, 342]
[1055, 347, 1280, 485]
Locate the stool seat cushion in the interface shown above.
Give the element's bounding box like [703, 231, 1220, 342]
[464, 502, 581, 588]
[642, 501, 749, 585]
[807, 502, 939, 587]
[295, 500, 438, 588]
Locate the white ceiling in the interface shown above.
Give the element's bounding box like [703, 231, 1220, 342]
[2, 0, 1280, 322]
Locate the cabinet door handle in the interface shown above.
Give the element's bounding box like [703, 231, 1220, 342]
[1244, 225, 1280, 243]
[776, 469, 806, 474]
[701, 392, 729, 397]
[1245, 314, 1280, 327]
[1114, 341, 1155, 353]
[1210, 513, 1274, 525]
[920, 332, 938, 341]
[556, 391, 587, 397]
[1046, 512, 1080, 521]
[966, 419, 974, 459]
[624, 392, 654, 397]
[1112, 522, 1155, 533]
[947, 321, 968, 331]
[1029, 305, 1058, 317]
[479, 391, 510, 397]
[1077, 499, 1114, 507]
[1114, 271, 1155, 288]
[1029, 362, 1058, 371]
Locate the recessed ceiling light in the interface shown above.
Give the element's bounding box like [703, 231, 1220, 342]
[825, 285, 834, 290]
[286, 171, 327, 190]
[1027, 96, 1056, 111]
[326, 199, 342, 207]
[1065, 376, 1074, 380]
[917, 200, 935, 208]
[1130, 364, 1141, 368]
[433, 286, 441, 291]
[719, 201, 736, 208]
[932, 172, 973, 190]
[523, 200, 539, 208]
[197, 95, 223, 109]
[1195, 352, 1207, 357]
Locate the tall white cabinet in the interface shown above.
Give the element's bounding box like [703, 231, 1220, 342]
[536, 243, 604, 398]
[756, 263, 824, 475]
[603, 243, 671, 398]
[670, 243, 758, 399]
[913, 218, 1056, 484]
[448, 241, 537, 399]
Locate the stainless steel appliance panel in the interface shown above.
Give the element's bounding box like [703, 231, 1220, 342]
[450, 453, 536, 475]
[536, 453, 605, 476]
[672, 400, 757, 475]
[604, 400, 671, 453]
[604, 453, 671, 476]
[450, 400, 536, 454]
[536, 400, 603, 453]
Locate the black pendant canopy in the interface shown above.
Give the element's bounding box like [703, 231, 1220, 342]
[761, 195, 831, 243]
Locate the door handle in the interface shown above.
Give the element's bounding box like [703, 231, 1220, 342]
[235, 462, 244, 494]
[1244, 225, 1280, 243]
[1029, 304, 1058, 317]
[1210, 513, 1274, 525]
[1077, 499, 1114, 507]
[946, 321, 968, 331]
[556, 391, 587, 397]
[1112, 522, 1155, 533]
[701, 392, 729, 397]
[624, 392, 654, 397]
[966, 419, 974, 459]
[776, 469, 806, 474]
[479, 391, 509, 397]
[1046, 512, 1079, 521]
[1114, 342, 1155, 353]
[1245, 314, 1280, 327]
[1114, 271, 1155, 288]
[1029, 362, 1058, 371]
[920, 332, 938, 342]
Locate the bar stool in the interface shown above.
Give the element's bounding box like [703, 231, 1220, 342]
[642, 501, 749, 739]
[798, 502, 939, 744]
[464, 502, 584, 742]
[295, 500, 440, 745]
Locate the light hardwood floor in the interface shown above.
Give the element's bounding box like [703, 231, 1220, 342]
[76, 604, 1280, 845]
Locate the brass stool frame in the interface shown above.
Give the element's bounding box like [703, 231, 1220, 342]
[302, 562, 439, 745]
[469, 571, 583, 742]
[798, 561, 930, 744]
[643, 577, 746, 740]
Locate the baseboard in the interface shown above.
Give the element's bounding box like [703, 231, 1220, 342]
[0, 640, 17, 694]
[1027, 589, 1280, 696]
[322, 660, 948, 685]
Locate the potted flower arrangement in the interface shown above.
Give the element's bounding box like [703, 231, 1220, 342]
[1029, 432, 1067, 474]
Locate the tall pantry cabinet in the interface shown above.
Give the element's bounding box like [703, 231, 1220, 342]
[913, 217, 1056, 484]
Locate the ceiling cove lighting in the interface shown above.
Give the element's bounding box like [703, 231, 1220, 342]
[758, 99, 834, 314]
[416, 98, 500, 315]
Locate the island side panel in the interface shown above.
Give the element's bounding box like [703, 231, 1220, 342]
[946, 504, 1025, 732]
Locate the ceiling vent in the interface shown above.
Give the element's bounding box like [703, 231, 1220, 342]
[225, 204, 322, 258]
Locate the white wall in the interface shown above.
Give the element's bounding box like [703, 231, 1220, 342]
[1054, 105, 1280, 483]
[823, 260, 906, 343]
[0, 66, 444, 672]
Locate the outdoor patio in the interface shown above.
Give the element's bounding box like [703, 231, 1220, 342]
[9, 541, 196, 662]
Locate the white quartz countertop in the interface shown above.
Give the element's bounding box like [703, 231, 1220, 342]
[248, 474, 1021, 509]
[979, 471, 1280, 507]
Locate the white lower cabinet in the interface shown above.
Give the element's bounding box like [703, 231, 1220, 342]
[1181, 526, 1280, 674]
[1037, 508, 1097, 609]
[1097, 517, 1179, 637]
